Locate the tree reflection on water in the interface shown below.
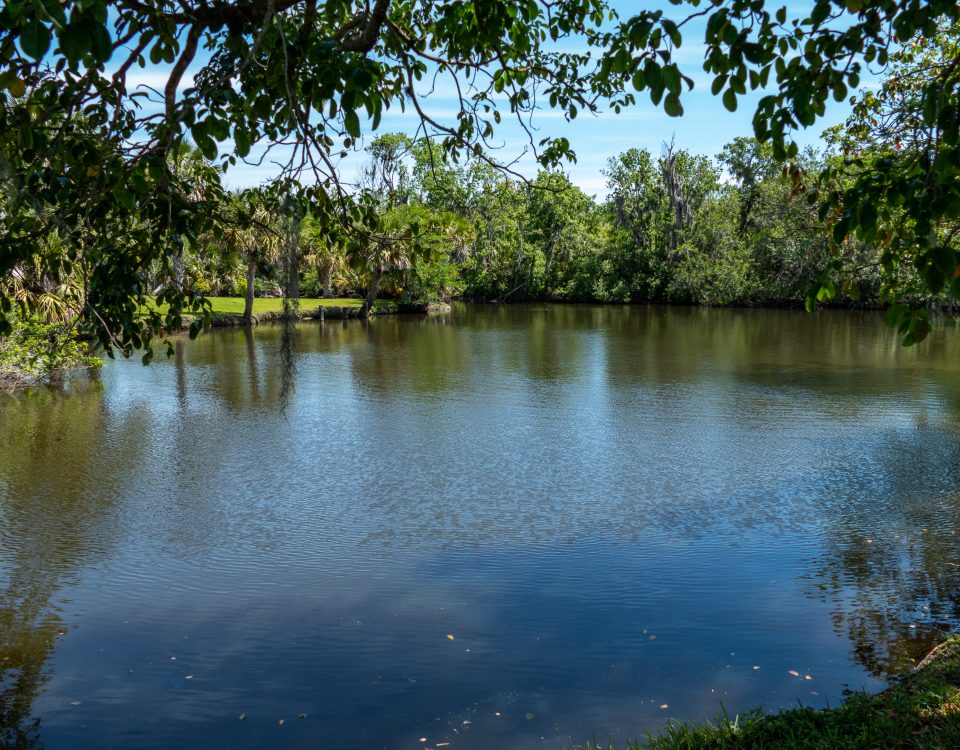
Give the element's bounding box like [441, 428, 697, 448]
[0, 383, 129, 750]
[803, 469, 960, 678]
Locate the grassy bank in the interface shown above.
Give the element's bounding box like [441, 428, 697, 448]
[147, 296, 397, 323]
[584, 636, 960, 750]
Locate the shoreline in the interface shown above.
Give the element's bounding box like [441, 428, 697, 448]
[168, 300, 453, 329]
[604, 635, 960, 750]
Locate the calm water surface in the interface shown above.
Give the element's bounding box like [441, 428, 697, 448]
[2, 304, 960, 749]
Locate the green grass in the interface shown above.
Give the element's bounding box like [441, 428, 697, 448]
[581, 637, 960, 750]
[147, 296, 394, 316]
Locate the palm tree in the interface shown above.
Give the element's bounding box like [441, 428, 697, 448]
[301, 215, 347, 298]
[220, 191, 280, 323]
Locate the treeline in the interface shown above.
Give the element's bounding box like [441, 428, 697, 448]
[175, 133, 916, 314]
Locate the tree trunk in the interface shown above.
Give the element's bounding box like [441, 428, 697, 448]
[243, 259, 256, 323]
[362, 263, 383, 317]
[323, 265, 333, 297]
[287, 249, 300, 301]
[173, 250, 185, 289]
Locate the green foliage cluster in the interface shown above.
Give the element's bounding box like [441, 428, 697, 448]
[2, 0, 959, 351]
[333, 134, 902, 312]
[0, 316, 101, 387]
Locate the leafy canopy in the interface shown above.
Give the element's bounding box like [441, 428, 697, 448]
[1, 0, 959, 352]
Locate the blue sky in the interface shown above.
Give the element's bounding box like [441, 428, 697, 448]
[116, 1, 869, 197]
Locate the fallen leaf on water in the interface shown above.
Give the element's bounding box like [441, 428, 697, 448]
[278, 719, 285, 726]
[788, 670, 800, 677]
[660, 704, 669, 710]
[804, 675, 812, 681]
[446, 634, 455, 640]
[525, 713, 534, 720]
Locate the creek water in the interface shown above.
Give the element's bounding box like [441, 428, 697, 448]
[2, 304, 960, 749]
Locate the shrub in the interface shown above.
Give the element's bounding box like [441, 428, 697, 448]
[0, 318, 102, 389]
[403, 257, 464, 304]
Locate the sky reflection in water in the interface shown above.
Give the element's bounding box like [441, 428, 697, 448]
[1, 304, 960, 750]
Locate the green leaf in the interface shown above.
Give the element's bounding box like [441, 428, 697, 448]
[21, 19, 52, 60]
[344, 109, 360, 139]
[816, 282, 835, 302]
[924, 266, 946, 295]
[722, 88, 737, 112]
[235, 129, 251, 158]
[929, 246, 957, 275]
[7, 77, 26, 98]
[90, 22, 112, 63]
[664, 93, 683, 117]
[59, 23, 91, 62]
[195, 133, 217, 160]
[644, 61, 662, 90]
[810, 0, 830, 25]
[832, 216, 848, 244]
[40, 0, 66, 25]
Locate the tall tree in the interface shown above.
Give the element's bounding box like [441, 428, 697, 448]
[719, 137, 779, 234]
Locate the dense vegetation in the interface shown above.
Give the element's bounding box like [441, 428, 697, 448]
[134, 132, 921, 315]
[2, 0, 959, 361]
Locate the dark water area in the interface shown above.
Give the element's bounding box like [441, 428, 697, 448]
[2, 304, 960, 750]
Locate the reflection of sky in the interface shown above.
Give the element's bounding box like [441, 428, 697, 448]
[3, 306, 960, 749]
[103, 0, 875, 195]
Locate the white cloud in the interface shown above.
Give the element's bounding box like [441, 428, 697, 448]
[106, 68, 198, 92]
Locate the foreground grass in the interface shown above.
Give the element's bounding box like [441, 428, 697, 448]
[148, 296, 395, 316]
[583, 637, 960, 750]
